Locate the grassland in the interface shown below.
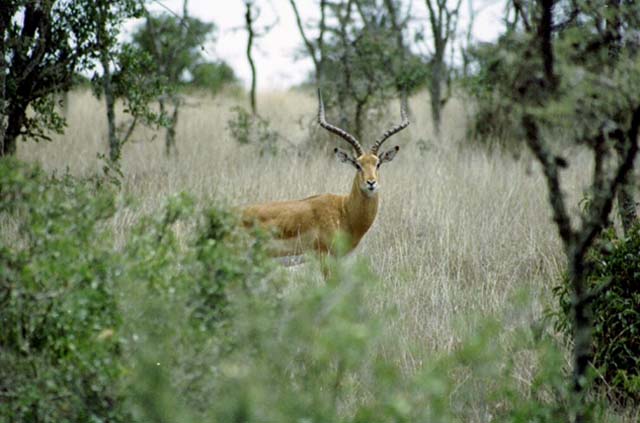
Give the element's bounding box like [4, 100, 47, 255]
[15, 89, 639, 421]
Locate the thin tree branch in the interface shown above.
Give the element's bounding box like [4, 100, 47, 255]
[577, 105, 640, 258]
[522, 113, 574, 244]
[289, 0, 319, 71]
[512, 0, 531, 32]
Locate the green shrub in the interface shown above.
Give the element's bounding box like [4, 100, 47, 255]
[0, 159, 123, 422]
[554, 226, 640, 404]
[129, 252, 582, 423]
[227, 106, 281, 156]
[111, 193, 273, 421]
[462, 37, 526, 148]
[190, 61, 237, 95]
[0, 159, 276, 421]
[189, 206, 273, 331]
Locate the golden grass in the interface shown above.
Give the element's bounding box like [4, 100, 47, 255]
[17, 89, 639, 420]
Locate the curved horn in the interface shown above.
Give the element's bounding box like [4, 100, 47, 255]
[370, 95, 409, 155]
[317, 89, 364, 157]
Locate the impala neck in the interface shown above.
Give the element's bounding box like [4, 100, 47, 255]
[344, 174, 379, 239]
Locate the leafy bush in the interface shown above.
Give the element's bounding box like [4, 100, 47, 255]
[190, 61, 237, 95]
[0, 159, 123, 422]
[0, 159, 275, 421]
[113, 190, 277, 421]
[227, 106, 281, 156]
[462, 36, 527, 148]
[109, 44, 169, 131]
[126, 252, 586, 423]
[554, 226, 640, 404]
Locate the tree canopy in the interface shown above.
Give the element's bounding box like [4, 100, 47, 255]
[0, 0, 145, 156]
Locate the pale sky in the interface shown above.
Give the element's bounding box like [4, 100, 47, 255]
[139, 0, 506, 90]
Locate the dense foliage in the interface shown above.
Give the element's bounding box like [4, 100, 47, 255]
[463, 1, 640, 149]
[554, 226, 640, 404]
[0, 0, 147, 156]
[131, 13, 217, 88]
[227, 106, 283, 156]
[190, 61, 237, 95]
[0, 160, 122, 420]
[462, 38, 525, 146]
[0, 159, 273, 421]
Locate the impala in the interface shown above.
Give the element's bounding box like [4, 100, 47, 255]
[242, 90, 409, 266]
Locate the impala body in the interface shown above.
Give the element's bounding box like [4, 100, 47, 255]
[242, 90, 408, 260]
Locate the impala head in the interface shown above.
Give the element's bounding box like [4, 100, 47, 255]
[318, 90, 409, 197]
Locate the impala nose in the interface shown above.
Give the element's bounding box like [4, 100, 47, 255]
[366, 180, 377, 188]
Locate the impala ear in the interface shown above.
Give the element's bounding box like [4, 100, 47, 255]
[379, 145, 400, 165]
[334, 148, 360, 169]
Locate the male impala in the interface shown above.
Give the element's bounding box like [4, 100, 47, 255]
[242, 90, 409, 264]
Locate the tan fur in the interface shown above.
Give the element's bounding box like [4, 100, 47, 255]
[242, 153, 383, 257]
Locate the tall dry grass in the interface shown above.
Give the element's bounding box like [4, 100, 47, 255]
[17, 89, 638, 420]
[16, 88, 579, 352]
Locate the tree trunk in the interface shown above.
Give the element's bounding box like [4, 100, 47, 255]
[102, 65, 118, 162]
[56, 91, 70, 118]
[430, 53, 444, 135]
[336, 1, 354, 133]
[424, 0, 461, 137]
[616, 130, 638, 234]
[317, 0, 327, 84]
[2, 107, 24, 157]
[165, 99, 179, 156]
[355, 101, 364, 140]
[2, 135, 17, 157]
[245, 2, 257, 115]
[568, 249, 591, 423]
[97, 2, 119, 162]
[383, 0, 408, 92]
[461, 0, 475, 79]
[289, 0, 327, 85]
[617, 183, 637, 234]
[0, 15, 7, 157]
[1, 8, 26, 157]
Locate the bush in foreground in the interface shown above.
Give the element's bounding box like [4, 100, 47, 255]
[0, 159, 122, 421]
[0, 159, 273, 421]
[554, 226, 640, 405]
